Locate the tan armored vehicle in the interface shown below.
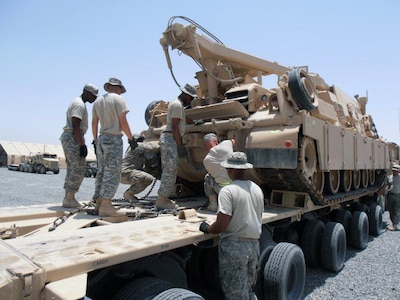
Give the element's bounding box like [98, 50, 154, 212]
[143, 16, 391, 207]
[0, 16, 397, 300]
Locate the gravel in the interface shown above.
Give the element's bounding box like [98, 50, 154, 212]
[1, 167, 400, 299]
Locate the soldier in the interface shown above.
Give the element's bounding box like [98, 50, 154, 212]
[121, 136, 158, 202]
[199, 152, 264, 300]
[156, 84, 197, 209]
[92, 78, 135, 217]
[203, 133, 235, 211]
[387, 164, 400, 231]
[60, 83, 98, 208]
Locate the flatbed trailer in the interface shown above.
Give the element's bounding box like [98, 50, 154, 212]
[0, 185, 384, 300]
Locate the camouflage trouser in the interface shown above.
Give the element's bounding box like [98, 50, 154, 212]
[121, 143, 155, 194]
[219, 238, 259, 300]
[158, 132, 178, 198]
[93, 134, 123, 200]
[387, 192, 400, 225]
[60, 131, 85, 192]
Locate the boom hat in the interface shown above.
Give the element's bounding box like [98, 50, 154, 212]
[393, 164, 400, 172]
[83, 83, 99, 96]
[104, 78, 126, 94]
[221, 152, 253, 169]
[179, 83, 197, 98]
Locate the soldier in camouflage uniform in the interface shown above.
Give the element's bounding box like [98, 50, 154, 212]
[156, 84, 197, 209]
[121, 140, 159, 201]
[92, 78, 135, 217]
[199, 152, 264, 300]
[60, 83, 98, 208]
[386, 164, 400, 231]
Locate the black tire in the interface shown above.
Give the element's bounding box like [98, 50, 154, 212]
[264, 242, 305, 300]
[39, 166, 46, 174]
[288, 68, 317, 111]
[152, 288, 205, 300]
[112, 277, 173, 300]
[349, 211, 369, 250]
[321, 222, 346, 273]
[254, 241, 276, 300]
[85, 170, 91, 177]
[334, 209, 352, 241]
[300, 220, 325, 267]
[368, 204, 383, 236]
[145, 100, 162, 126]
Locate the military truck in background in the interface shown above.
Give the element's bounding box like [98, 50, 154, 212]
[18, 152, 60, 174]
[0, 16, 398, 300]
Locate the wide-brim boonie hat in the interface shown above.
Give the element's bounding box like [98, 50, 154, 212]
[104, 77, 126, 94]
[393, 164, 400, 172]
[179, 83, 197, 98]
[221, 152, 253, 169]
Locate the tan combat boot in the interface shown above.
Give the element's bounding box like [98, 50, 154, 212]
[93, 198, 102, 212]
[207, 194, 218, 212]
[98, 199, 125, 217]
[123, 189, 139, 203]
[388, 223, 398, 231]
[155, 195, 178, 210]
[62, 191, 82, 208]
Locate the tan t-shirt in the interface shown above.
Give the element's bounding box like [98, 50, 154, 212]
[165, 97, 185, 137]
[92, 93, 129, 136]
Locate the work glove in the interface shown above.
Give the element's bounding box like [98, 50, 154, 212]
[79, 145, 88, 158]
[128, 138, 138, 151]
[92, 140, 97, 156]
[177, 145, 187, 158]
[199, 221, 210, 234]
[134, 134, 145, 143]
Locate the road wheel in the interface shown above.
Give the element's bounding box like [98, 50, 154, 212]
[369, 170, 376, 186]
[349, 211, 369, 250]
[352, 170, 361, 190]
[112, 277, 173, 300]
[339, 170, 352, 192]
[321, 222, 346, 272]
[301, 220, 325, 267]
[334, 209, 352, 241]
[368, 204, 383, 236]
[324, 170, 340, 194]
[264, 242, 305, 300]
[361, 170, 369, 188]
[288, 69, 318, 111]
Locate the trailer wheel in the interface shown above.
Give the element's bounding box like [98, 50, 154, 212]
[339, 170, 352, 192]
[301, 220, 325, 267]
[324, 170, 340, 194]
[264, 242, 305, 300]
[349, 211, 369, 250]
[352, 170, 361, 190]
[368, 204, 383, 236]
[334, 209, 352, 241]
[321, 222, 346, 272]
[254, 241, 276, 300]
[288, 69, 317, 111]
[152, 288, 205, 299]
[112, 277, 173, 300]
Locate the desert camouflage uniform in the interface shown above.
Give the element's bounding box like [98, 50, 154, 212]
[60, 131, 85, 192]
[121, 143, 155, 195]
[158, 132, 178, 198]
[219, 238, 259, 300]
[387, 173, 400, 225]
[93, 134, 123, 199]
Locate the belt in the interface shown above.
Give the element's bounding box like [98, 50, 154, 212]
[223, 236, 258, 242]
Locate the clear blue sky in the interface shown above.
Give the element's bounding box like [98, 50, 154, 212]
[1, 0, 399, 149]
